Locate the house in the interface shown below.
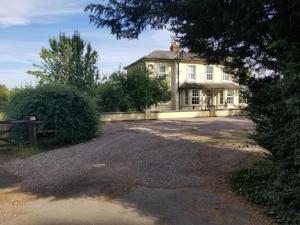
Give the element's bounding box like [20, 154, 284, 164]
[124, 42, 240, 112]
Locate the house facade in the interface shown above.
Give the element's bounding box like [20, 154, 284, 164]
[125, 42, 240, 112]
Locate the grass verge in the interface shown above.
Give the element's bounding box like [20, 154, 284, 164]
[230, 160, 300, 225]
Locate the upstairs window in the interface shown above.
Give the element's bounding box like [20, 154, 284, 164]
[227, 90, 234, 104]
[158, 66, 167, 79]
[184, 90, 189, 105]
[192, 90, 199, 104]
[187, 65, 196, 80]
[206, 65, 213, 80]
[222, 68, 229, 80]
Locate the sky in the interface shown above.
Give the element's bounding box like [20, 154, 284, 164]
[0, 0, 173, 88]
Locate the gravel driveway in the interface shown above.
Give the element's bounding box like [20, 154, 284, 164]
[0, 116, 274, 225]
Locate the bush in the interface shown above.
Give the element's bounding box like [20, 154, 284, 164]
[5, 85, 99, 145]
[230, 161, 300, 225]
[97, 67, 171, 112]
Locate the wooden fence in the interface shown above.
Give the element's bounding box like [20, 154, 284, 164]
[0, 116, 37, 145]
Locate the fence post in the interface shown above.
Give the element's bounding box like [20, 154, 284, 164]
[28, 116, 37, 144]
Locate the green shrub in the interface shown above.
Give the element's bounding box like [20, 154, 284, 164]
[230, 161, 300, 225]
[97, 67, 171, 112]
[5, 85, 99, 145]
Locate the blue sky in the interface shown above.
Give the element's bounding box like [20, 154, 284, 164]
[0, 0, 173, 88]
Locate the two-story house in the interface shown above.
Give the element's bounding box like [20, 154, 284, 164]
[124, 42, 240, 111]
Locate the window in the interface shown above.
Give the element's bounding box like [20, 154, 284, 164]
[222, 68, 229, 80]
[158, 66, 167, 79]
[220, 91, 224, 104]
[206, 65, 213, 80]
[187, 65, 196, 80]
[227, 90, 234, 104]
[184, 90, 189, 105]
[192, 90, 199, 104]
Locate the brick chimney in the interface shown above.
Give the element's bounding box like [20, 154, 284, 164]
[170, 41, 180, 52]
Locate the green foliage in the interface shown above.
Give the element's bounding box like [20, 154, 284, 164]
[5, 85, 99, 145]
[0, 84, 9, 111]
[246, 62, 300, 169]
[85, 1, 300, 80]
[97, 66, 171, 112]
[28, 31, 99, 92]
[230, 161, 300, 225]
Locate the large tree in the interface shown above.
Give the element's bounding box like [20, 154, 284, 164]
[85, 1, 300, 79]
[28, 31, 99, 91]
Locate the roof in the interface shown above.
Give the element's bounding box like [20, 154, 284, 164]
[124, 50, 205, 69]
[179, 82, 240, 89]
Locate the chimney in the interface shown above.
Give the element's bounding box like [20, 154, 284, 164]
[170, 41, 180, 52]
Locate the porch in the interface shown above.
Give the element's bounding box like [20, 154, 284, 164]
[179, 82, 239, 110]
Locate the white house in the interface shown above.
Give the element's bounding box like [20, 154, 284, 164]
[125, 42, 240, 111]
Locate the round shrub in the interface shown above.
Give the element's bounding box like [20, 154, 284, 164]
[5, 85, 99, 145]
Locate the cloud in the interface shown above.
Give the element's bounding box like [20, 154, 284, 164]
[0, 69, 37, 88]
[0, 0, 86, 27]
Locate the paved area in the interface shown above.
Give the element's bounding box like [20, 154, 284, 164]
[0, 116, 274, 225]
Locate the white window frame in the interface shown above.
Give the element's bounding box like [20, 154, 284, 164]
[206, 65, 213, 81]
[192, 90, 199, 105]
[220, 91, 224, 104]
[158, 65, 167, 79]
[222, 68, 229, 81]
[227, 90, 234, 104]
[184, 90, 189, 105]
[187, 65, 196, 80]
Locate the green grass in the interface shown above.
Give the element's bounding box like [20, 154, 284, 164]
[0, 144, 44, 158]
[230, 160, 300, 225]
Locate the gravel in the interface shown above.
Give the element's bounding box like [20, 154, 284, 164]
[1, 116, 264, 194]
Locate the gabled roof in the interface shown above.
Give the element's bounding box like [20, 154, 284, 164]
[124, 50, 205, 69]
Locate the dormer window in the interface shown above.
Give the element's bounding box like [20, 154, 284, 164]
[206, 65, 213, 80]
[222, 68, 229, 80]
[187, 65, 196, 80]
[158, 66, 167, 79]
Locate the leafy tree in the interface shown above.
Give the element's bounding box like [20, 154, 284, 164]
[85, 1, 300, 80]
[98, 66, 171, 112]
[97, 72, 133, 112]
[0, 84, 9, 111]
[28, 31, 99, 91]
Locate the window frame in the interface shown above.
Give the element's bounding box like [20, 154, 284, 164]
[222, 68, 229, 81]
[187, 65, 196, 80]
[192, 89, 199, 105]
[220, 91, 224, 104]
[158, 65, 167, 79]
[184, 90, 189, 105]
[227, 90, 234, 104]
[206, 65, 213, 81]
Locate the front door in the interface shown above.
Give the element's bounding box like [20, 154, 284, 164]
[206, 90, 213, 108]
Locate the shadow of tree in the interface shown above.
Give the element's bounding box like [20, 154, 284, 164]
[0, 116, 274, 225]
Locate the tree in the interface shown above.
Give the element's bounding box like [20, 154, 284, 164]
[0, 84, 9, 111]
[85, 1, 300, 79]
[28, 31, 100, 91]
[97, 66, 171, 112]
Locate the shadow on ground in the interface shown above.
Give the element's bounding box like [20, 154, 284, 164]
[0, 116, 275, 225]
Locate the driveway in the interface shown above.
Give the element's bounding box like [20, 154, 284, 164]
[0, 116, 274, 225]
